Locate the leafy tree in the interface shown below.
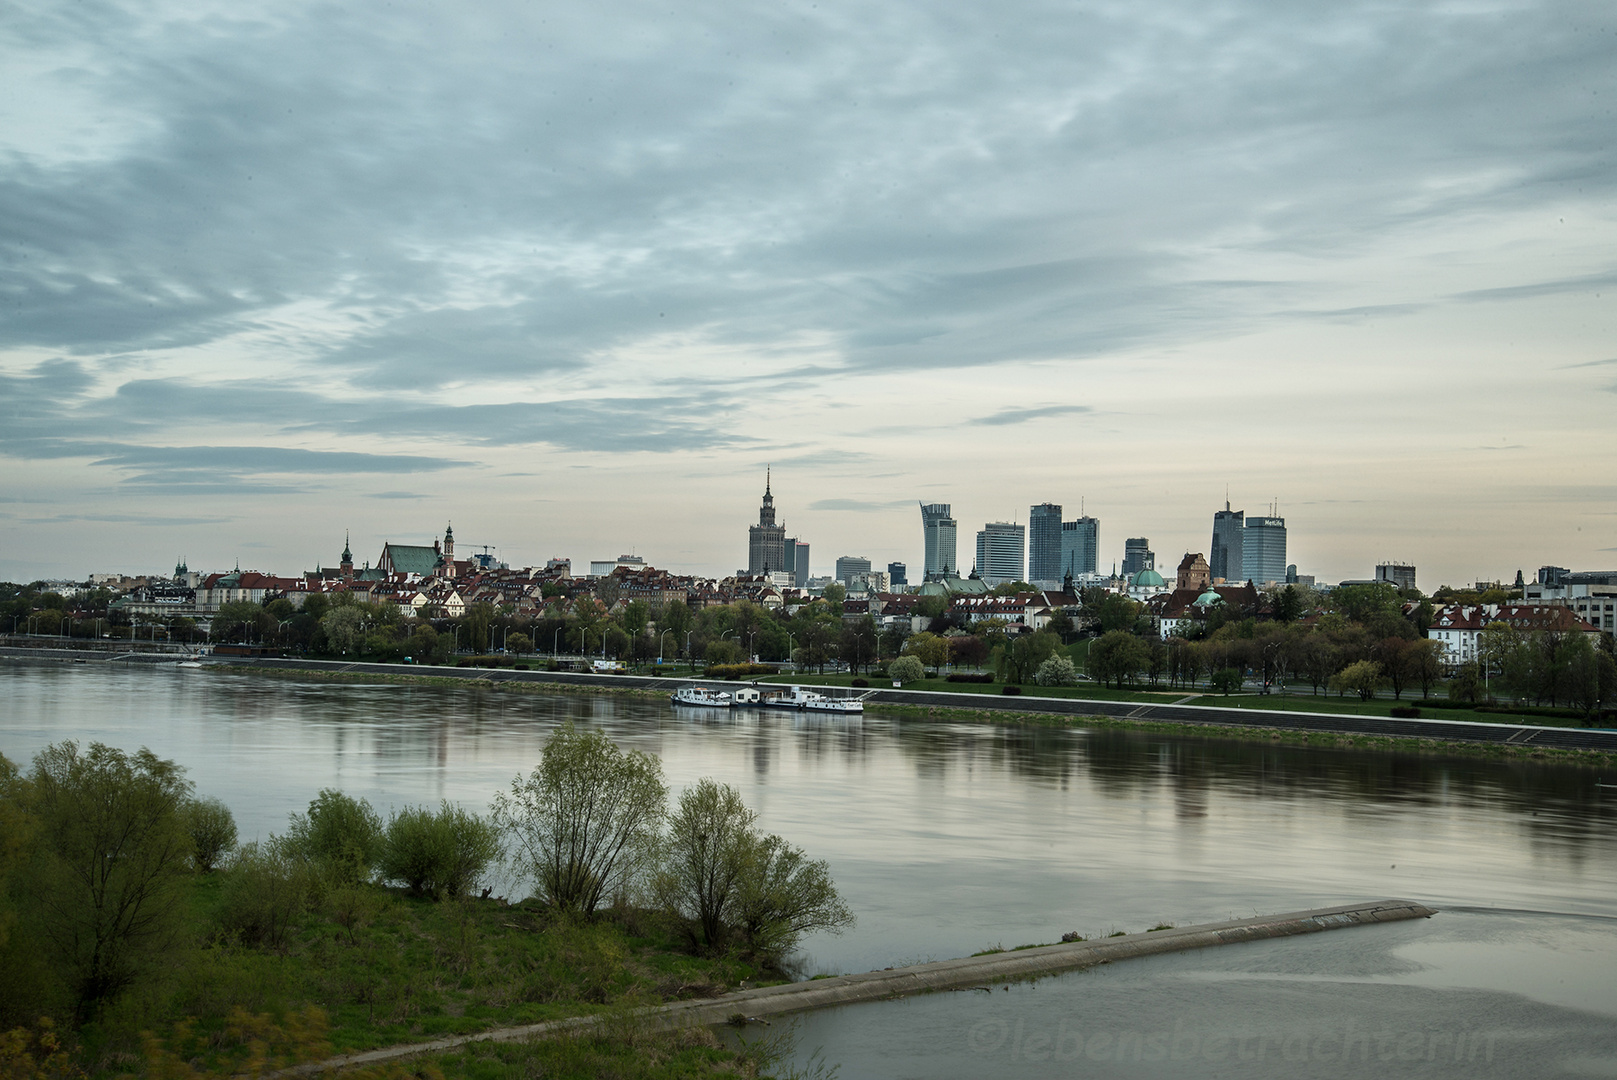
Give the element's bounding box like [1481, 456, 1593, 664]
[283, 789, 383, 885]
[659, 598, 692, 655]
[902, 632, 949, 674]
[734, 834, 853, 962]
[504, 631, 533, 655]
[1330, 659, 1384, 701]
[378, 803, 501, 900]
[1373, 638, 1412, 699]
[21, 742, 195, 1015]
[655, 780, 758, 951]
[888, 655, 925, 685]
[950, 633, 990, 670]
[1087, 630, 1149, 688]
[184, 796, 238, 873]
[1270, 585, 1305, 624]
[218, 839, 314, 950]
[619, 599, 650, 639]
[213, 599, 269, 643]
[1208, 667, 1243, 694]
[821, 582, 846, 607]
[321, 606, 366, 655]
[492, 724, 667, 915]
[1000, 631, 1062, 685]
[1447, 662, 1483, 703]
[1332, 583, 1403, 625]
[839, 616, 878, 674]
[1407, 639, 1444, 698]
[0, 753, 32, 955]
[913, 594, 949, 622]
[1091, 593, 1142, 634]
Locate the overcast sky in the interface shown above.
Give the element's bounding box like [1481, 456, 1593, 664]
[3, 0, 1614, 589]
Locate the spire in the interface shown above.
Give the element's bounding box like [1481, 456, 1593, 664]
[341, 530, 353, 564]
[766, 465, 771, 497]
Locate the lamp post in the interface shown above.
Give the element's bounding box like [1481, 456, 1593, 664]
[660, 629, 673, 663]
[553, 625, 563, 660]
[1262, 641, 1280, 695]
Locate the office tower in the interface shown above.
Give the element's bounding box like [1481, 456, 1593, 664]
[975, 522, 1026, 586]
[1060, 515, 1099, 580]
[887, 561, 907, 587]
[835, 555, 872, 587]
[1376, 562, 1416, 591]
[747, 470, 787, 575]
[1242, 515, 1287, 585]
[1028, 503, 1063, 583]
[1210, 501, 1244, 582]
[1122, 538, 1155, 577]
[783, 538, 810, 585]
[920, 502, 958, 580]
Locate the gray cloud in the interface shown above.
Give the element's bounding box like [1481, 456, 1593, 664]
[972, 405, 1093, 427]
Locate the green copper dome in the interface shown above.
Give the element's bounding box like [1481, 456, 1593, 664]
[1131, 568, 1165, 589]
[1194, 588, 1224, 606]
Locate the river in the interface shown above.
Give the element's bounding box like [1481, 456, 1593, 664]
[3, 660, 1615, 1077]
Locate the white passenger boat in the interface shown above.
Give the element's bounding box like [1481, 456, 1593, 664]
[759, 685, 863, 713]
[670, 686, 734, 708]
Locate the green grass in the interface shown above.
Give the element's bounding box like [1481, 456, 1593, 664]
[32, 876, 781, 1079]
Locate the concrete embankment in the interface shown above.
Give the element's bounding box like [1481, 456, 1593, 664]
[232, 655, 1617, 753]
[285, 900, 1434, 1076]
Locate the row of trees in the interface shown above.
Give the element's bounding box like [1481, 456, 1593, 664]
[0, 728, 852, 1027]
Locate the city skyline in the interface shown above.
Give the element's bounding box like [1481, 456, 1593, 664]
[3, 0, 1613, 586]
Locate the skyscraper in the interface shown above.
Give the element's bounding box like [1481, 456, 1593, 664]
[1122, 538, 1155, 577]
[783, 537, 810, 585]
[1210, 501, 1244, 582]
[835, 555, 872, 587]
[920, 503, 958, 580]
[747, 470, 787, 575]
[1060, 516, 1099, 579]
[1243, 514, 1287, 585]
[887, 561, 907, 587]
[975, 522, 1025, 585]
[1028, 503, 1063, 584]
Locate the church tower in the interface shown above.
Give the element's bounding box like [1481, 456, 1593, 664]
[747, 469, 787, 575]
[340, 532, 354, 581]
[442, 522, 456, 578]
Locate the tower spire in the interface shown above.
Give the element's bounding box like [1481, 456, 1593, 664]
[766, 465, 771, 496]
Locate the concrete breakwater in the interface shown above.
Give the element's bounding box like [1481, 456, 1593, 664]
[287, 900, 1435, 1076]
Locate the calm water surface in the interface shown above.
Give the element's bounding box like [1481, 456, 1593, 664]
[3, 661, 1615, 1077]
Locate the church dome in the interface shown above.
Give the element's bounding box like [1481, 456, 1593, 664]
[1131, 568, 1165, 589]
[1194, 588, 1224, 607]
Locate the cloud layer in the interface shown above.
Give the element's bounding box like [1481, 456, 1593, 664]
[2, 0, 1615, 581]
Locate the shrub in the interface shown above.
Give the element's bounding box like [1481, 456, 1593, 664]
[946, 672, 994, 683]
[1389, 705, 1422, 719]
[888, 656, 925, 685]
[377, 802, 502, 900]
[734, 834, 854, 963]
[219, 840, 315, 950]
[282, 790, 383, 885]
[1001, 685, 1021, 696]
[702, 663, 778, 680]
[850, 678, 868, 688]
[1208, 668, 1244, 695]
[185, 795, 238, 873]
[654, 780, 757, 951]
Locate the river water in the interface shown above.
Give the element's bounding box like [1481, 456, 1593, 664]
[3, 660, 1615, 1078]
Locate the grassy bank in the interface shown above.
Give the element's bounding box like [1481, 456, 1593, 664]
[4, 862, 790, 1079]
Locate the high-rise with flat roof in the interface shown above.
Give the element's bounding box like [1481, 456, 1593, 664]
[1376, 562, 1415, 591]
[1122, 538, 1154, 577]
[1210, 501, 1244, 582]
[1060, 516, 1099, 579]
[887, 561, 907, 587]
[920, 503, 958, 580]
[783, 537, 810, 585]
[975, 522, 1025, 586]
[1028, 503, 1063, 584]
[1243, 515, 1287, 585]
[835, 555, 872, 587]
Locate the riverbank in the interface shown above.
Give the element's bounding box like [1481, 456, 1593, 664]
[214, 656, 1617, 764]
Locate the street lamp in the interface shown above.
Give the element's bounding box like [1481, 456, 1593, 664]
[553, 625, 563, 659]
[660, 629, 673, 663]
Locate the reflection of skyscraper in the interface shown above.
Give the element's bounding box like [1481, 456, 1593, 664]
[1122, 538, 1154, 577]
[1060, 516, 1099, 579]
[1210, 501, 1244, 582]
[920, 503, 958, 580]
[747, 470, 787, 574]
[1028, 503, 1063, 583]
[1243, 516, 1287, 584]
[975, 522, 1025, 585]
